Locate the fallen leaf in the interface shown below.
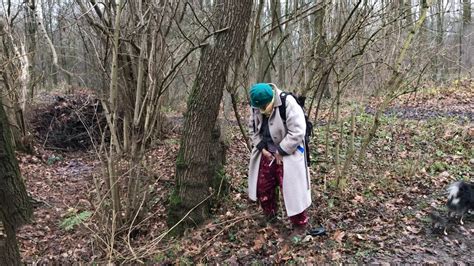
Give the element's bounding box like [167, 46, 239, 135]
[351, 195, 365, 204]
[252, 234, 265, 251]
[276, 244, 291, 262]
[405, 226, 421, 234]
[330, 251, 341, 261]
[332, 230, 346, 243]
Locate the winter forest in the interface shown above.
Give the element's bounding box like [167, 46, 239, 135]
[0, 0, 473, 263]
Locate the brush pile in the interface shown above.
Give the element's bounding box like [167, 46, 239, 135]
[30, 95, 108, 151]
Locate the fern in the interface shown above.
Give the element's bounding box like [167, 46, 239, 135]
[60, 211, 92, 231]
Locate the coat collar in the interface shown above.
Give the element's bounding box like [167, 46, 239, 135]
[272, 87, 283, 108]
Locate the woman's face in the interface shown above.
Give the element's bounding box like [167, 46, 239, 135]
[259, 102, 270, 112]
[259, 100, 274, 116]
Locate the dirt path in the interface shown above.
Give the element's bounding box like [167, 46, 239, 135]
[369, 223, 473, 263]
[18, 152, 97, 263]
[366, 200, 473, 264]
[365, 106, 474, 122]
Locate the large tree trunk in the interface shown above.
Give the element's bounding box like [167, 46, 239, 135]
[168, 0, 252, 234]
[0, 94, 32, 264]
[1, 11, 30, 152]
[0, 212, 20, 265]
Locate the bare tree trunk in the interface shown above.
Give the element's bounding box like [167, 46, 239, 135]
[464, 0, 472, 24]
[1, 7, 29, 151]
[257, 2, 272, 82]
[302, 0, 329, 98]
[168, 0, 252, 234]
[57, 11, 71, 88]
[434, 0, 444, 82]
[106, 0, 124, 222]
[463, 0, 472, 71]
[271, 0, 286, 86]
[26, 0, 37, 100]
[400, 0, 413, 26]
[0, 93, 32, 264]
[257, 41, 272, 82]
[44, 0, 57, 86]
[249, 0, 264, 82]
[0, 212, 19, 264]
[126, 17, 149, 220]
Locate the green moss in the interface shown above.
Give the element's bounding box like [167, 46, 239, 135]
[209, 166, 230, 207]
[168, 189, 182, 206]
[186, 86, 199, 108]
[175, 147, 187, 170]
[166, 188, 185, 236]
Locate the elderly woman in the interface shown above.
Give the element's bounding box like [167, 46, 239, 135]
[248, 83, 311, 236]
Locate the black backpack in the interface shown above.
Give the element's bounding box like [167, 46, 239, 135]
[279, 92, 313, 166]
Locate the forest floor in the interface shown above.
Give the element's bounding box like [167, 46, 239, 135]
[17, 83, 473, 264]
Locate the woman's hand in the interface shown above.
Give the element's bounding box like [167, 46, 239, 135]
[275, 151, 283, 165]
[262, 148, 274, 161]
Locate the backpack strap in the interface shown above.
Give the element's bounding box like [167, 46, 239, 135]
[279, 92, 289, 123]
[278, 91, 312, 166]
[251, 108, 256, 133]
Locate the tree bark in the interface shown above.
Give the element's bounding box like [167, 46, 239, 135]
[463, 0, 471, 70]
[403, 0, 413, 26]
[168, 0, 252, 234]
[45, 0, 57, 86]
[106, 0, 124, 223]
[270, 0, 286, 86]
[0, 94, 32, 264]
[0, 212, 20, 265]
[302, 0, 329, 98]
[463, 0, 472, 24]
[434, 0, 444, 81]
[25, 0, 37, 100]
[257, 2, 273, 82]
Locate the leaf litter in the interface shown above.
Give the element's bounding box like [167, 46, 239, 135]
[17, 84, 473, 263]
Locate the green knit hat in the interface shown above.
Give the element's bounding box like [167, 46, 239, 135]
[249, 83, 273, 108]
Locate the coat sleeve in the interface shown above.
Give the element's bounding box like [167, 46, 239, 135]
[278, 96, 306, 154]
[248, 108, 262, 148]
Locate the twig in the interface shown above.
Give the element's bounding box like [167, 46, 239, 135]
[159, 27, 229, 95]
[126, 190, 147, 264]
[193, 212, 259, 255]
[262, 34, 289, 80]
[108, 209, 117, 264]
[186, 1, 210, 34]
[134, 193, 214, 257]
[260, 3, 324, 38]
[42, 116, 56, 148]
